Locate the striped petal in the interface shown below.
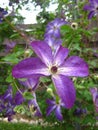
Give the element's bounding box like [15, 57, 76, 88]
[59, 56, 89, 77]
[12, 57, 50, 78]
[31, 41, 53, 67]
[52, 75, 76, 108]
[53, 46, 69, 66]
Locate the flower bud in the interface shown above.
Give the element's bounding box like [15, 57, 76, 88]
[47, 88, 54, 97]
[71, 22, 78, 30]
[24, 49, 31, 57]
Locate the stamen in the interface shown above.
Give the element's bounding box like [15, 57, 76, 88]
[51, 66, 58, 74]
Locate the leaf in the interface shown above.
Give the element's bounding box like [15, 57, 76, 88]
[6, 74, 13, 83]
[23, 91, 34, 100]
[61, 25, 72, 34]
[14, 105, 25, 114]
[2, 54, 19, 64]
[10, 33, 20, 39]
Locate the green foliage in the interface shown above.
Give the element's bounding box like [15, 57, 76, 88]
[23, 91, 34, 100]
[0, 0, 98, 128]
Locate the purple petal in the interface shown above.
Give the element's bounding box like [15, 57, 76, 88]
[45, 29, 61, 38]
[19, 77, 39, 91]
[12, 57, 50, 78]
[31, 41, 53, 66]
[53, 46, 69, 66]
[44, 35, 62, 50]
[14, 91, 24, 105]
[90, 87, 97, 95]
[55, 106, 63, 121]
[90, 87, 98, 104]
[46, 105, 56, 116]
[46, 99, 55, 105]
[84, 5, 94, 11]
[88, 11, 95, 19]
[59, 56, 89, 77]
[3, 86, 12, 100]
[52, 75, 76, 108]
[28, 93, 42, 117]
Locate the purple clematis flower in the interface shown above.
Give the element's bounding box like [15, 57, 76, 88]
[20, 78, 42, 117]
[0, 7, 8, 23]
[0, 86, 24, 121]
[73, 107, 87, 116]
[12, 41, 89, 109]
[46, 98, 66, 121]
[90, 87, 98, 112]
[44, 18, 68, 38]
[84, 0, 98, 19]
[28, 93, 42, 117]
[44, 18, 67, 51]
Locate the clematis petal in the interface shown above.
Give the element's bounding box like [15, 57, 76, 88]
[59, 56, 89, 77]
[28, 93, 42, 117]
[90, 87, 97, 104]
[88, 11, 96, 19]
[12, 57, 50, 78]
[90, 87, 97, 95]
[53, 46, 69, 66]
[55, 106, 63, 121]
[46, 99, 55, 105]
[46, 105, 56, 116]
[84, 5, 94, 11]
[44, 35, 62, 50]
[19, 77, 39, 91]
[52, 75, 76, 108]
[31, 41, 53, 66]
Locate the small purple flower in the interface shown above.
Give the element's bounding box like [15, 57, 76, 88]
[73, 107, 87, 116]
[12, 41, 89, 109]
[44, 18, 68, 38]
[4, 39, 16, 52]
[20, 78, 42, 117]
[46, 98, 66, 121]
[0, 7, 8, 23]
[84, 0, 98, 19]
[19, 76, 39, 91]
[3, 86, 12, 101]
[14, 91, 24, 105]
[28, 93, 42, 117]
[90, 87, 98, 112]
[0, 86, 24, 121]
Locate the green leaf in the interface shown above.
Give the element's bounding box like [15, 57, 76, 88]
[10, 33, 20, 39]
[23, 91, 34, 100]
[14, 105, 25, 114]
[2, 54, 19, 64]
[6, 73, 13, 83]
[61, 25, 72, 34]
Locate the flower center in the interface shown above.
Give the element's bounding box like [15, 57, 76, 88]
[53, 25, 57, 30]
[51, 66, 58, 74]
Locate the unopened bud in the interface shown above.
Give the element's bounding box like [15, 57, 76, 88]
[71, 22, 78, 30]
[24, 49, 31, 57]
[47, 88, 54, 97]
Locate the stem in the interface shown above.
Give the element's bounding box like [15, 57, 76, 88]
[4, 17, 30, 48]
[12, 78, 23, 95]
